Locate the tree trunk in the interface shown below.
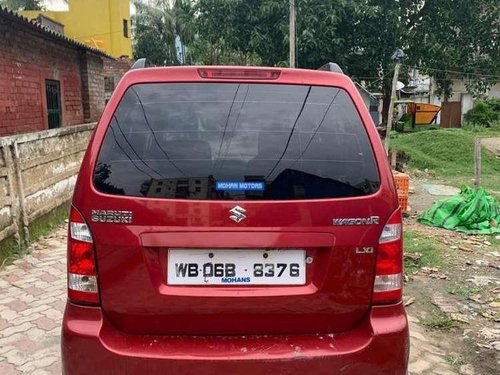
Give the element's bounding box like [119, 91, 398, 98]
[381, 79, 392, 127]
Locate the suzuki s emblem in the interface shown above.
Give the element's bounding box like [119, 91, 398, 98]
[229, 205, 246, 223]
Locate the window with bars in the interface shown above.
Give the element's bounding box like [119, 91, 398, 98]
[45, 80, 61, 129]
[104, 76, 115, 92]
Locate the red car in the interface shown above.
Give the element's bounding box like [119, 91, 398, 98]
[62, 66, 408, 374]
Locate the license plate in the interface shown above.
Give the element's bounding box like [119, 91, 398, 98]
[167, 249, 306, 285]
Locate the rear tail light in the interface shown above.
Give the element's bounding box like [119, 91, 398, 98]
[67, 206, 99, 305]
[198, 68, 281, 80]
[373, 208, 403, 305]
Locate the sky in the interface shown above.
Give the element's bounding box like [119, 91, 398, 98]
[42, 0, 136, 14]
[42, 0, 68, 11]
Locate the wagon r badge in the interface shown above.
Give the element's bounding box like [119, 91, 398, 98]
[229, 205, 246, 223]
[332, 216, 380, 226]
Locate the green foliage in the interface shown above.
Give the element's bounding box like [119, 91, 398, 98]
[464, 100, 500, 128]
[132, 1, 174, 65]
[132, 0, 195, 65]
[131, 0, 499, 123]
[185, 0, 499, 124]
[190, 0, 288, 65]
[407, 0, 499, 98]
[486, 99, 500, 113]
[188, 38, 262, 65]
[0, 0, 43, 10]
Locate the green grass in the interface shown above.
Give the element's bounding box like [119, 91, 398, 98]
[404, 230, 443, 275]
[28, 202, 69, 244]
[447, 285, 485, 299]
[490, 236, 500, 248]
[396, 122, 441, 133]
[0, 202, 69, 268]
[391, 128, 500, 195]
[421, 313, 458, 330]
[446, 354, 467, 367]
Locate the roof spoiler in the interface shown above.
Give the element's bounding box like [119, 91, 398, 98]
[318, 62, 343, 74]
[131, 58, 147, 70]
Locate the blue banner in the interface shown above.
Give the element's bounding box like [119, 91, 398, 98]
[215, 181, 265, 191]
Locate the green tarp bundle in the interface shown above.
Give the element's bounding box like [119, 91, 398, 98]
[418, 186, 500, 234]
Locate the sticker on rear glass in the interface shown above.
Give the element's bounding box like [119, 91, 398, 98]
[216, 181, 265, 191]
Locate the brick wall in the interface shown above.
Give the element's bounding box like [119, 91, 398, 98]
[103, 57, 132, 99]
[0, 16, 105, 136]
[103, 57, 132, 78]
[80, 53, 105, 122]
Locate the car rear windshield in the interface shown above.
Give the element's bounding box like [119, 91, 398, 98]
[94, 83, 380, 200]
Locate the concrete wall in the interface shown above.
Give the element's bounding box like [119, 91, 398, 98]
[0, 123, 95, 245]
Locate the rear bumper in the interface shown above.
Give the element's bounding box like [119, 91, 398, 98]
[62, 302, 409, 375]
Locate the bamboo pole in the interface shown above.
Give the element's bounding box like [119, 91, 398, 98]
[384, 61, 402, 154]
[474, 137, 481, 189]
[391, 149, 397, 170]
[289, 0, 296, 68]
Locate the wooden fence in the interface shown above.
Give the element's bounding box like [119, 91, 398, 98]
[0, 123, 95, 245]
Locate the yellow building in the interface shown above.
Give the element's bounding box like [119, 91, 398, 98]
[21, 0, 132, 58]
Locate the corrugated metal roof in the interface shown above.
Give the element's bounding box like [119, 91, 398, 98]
[0, 5, 113, 59]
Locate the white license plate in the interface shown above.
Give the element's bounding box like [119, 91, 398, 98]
[167, 249, 306, 285]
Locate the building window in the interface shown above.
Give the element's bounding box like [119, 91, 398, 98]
[104, 76, 115, 92]
[123, 19, 129, 38]
[45, 80, 61, 129]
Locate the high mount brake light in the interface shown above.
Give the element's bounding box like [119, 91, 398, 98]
[198, 68, 281, 80]
[373, 208, 403, 305]
[67, 206, 99, 305]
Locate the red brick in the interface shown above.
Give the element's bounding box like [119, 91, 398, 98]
[0, 15, 106, 136]
[34, 316, 58, 331]
[5, 273, 20, 283]
[39, 273, 58, 283]
[24, 286, 44, 297]
[0, 361, 17, 375]
[5, 300, 29, 312]
[0, 317, 9, 330]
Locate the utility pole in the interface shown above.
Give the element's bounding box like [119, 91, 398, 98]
[289, 0, 296, 68]
[384, 48, 406, 154]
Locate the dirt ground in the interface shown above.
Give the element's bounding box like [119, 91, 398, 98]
[481, 137, 500, 157]
[404, 178, 500, 374]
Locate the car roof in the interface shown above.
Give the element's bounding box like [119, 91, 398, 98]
[117, 65, 352, 88]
